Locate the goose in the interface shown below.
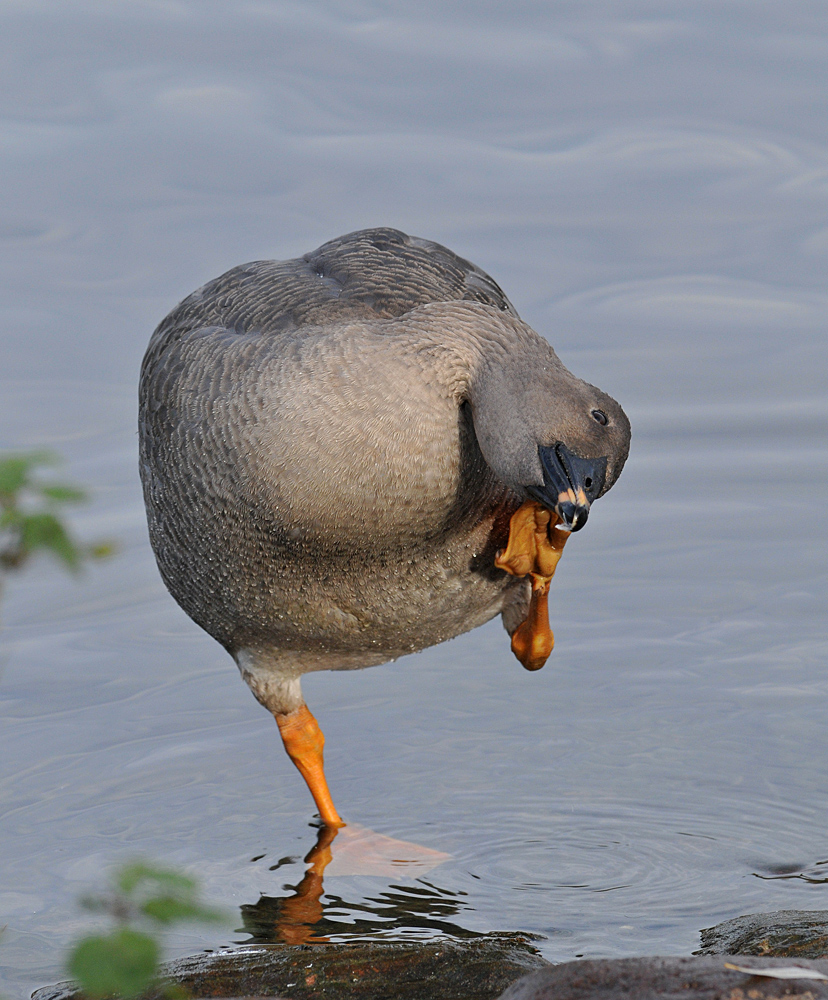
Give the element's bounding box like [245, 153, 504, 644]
[139, 227, 630, 827]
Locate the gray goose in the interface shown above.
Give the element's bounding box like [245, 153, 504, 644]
[139, 228, 630, 826]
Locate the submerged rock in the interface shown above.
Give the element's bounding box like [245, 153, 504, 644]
[698, 910, 828, 958]
[499, 955, 828, 1000]
[33, 934, 548, 1000]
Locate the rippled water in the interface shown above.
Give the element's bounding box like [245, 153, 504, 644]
[2, 3, 828, 997]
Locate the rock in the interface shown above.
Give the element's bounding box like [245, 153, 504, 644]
[498, 955, 828, 1000]
[32, 933, 548, 1000]
[698, 911, 828, 958]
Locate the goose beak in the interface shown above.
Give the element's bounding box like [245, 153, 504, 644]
[526, 444, 607, 533]
[556, 493, 590, 532]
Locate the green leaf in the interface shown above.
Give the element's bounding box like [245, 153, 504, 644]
[116, 862, 196, 898]
[0, 457, 32, 497]
[0, 451, 56, 496]
[38, 484, 88, 504]
[20, 513, 81, 569]
[0, 508, 22, 528]
[68, 929, 159, 999]
[88, 541, 117, 560]
[141, 896, 225, 926]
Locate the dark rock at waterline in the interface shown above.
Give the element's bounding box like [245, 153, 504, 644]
[499, 955, 828, 1000]
[698, 910, 828, 958]
[32, 934, 548, 1000]
[36, 917, 828, 1000]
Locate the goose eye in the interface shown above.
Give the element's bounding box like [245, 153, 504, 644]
[591, 409, 608, 426]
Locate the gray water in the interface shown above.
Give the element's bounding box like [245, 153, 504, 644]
[1, 2, 828, 996]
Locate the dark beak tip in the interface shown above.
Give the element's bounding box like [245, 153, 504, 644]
[534, 443, 606, 529]
[557, 501, 590, 532]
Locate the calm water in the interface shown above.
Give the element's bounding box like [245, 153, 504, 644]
[2, 2, 828, 996]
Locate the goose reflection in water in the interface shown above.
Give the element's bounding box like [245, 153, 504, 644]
[239, 825, 474, 946]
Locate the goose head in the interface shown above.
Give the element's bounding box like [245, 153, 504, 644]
[470, 341, 630, 531]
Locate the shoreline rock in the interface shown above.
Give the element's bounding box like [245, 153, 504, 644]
[34, 911, 828, 1000]
[32, 933, 548, 1000]
[499, 956, 828, 1000]
[698, 910, 828, 959]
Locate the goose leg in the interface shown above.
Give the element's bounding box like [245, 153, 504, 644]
[276, 704, 344, 828]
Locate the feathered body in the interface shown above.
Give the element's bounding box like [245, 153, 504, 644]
[139, 228, 629, 727]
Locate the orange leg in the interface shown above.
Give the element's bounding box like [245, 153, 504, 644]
[276, 704, 344, 828]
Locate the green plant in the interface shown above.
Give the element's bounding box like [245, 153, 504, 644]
[0, 451, 113, 581]
[67, 861, 226, 999]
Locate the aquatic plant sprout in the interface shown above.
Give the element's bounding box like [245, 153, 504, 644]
[67, 861, 227, 1000]
[0, 451, 112, 586]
